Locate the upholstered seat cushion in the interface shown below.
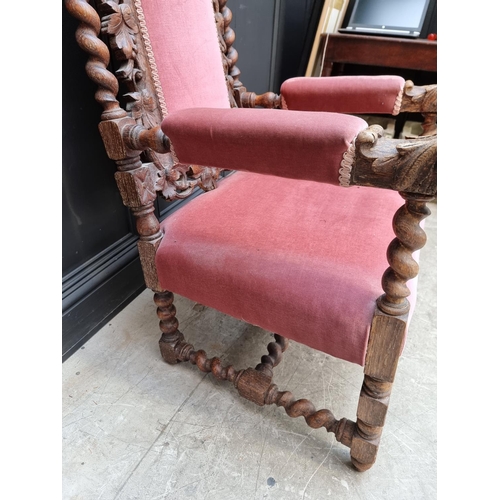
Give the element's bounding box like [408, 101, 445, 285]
[155, 172, 417, 366]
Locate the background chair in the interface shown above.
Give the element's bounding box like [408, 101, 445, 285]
[65, 0, 436, 471]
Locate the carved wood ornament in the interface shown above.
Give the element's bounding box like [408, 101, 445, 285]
[67, 0, 225, 207]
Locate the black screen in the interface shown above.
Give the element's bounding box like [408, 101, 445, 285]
[351, 0, 428, 29]
[341, 0, 433, 37]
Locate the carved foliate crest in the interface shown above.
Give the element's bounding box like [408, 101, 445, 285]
[95, 0, 227, 201]
[100, 1, 140, 82]
[123, 90, 157, 129]
[114, 163, 157, 207]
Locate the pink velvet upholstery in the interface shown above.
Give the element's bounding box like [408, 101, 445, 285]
[139, 0, 230, 112]
[280, 75, 405, 115]
[155, 171, 418, 366]
[161, 108, 367, 185]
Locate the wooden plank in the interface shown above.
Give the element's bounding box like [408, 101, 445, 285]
[320, 33, 437, 73]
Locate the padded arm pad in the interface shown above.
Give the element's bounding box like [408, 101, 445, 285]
[280, 75, 405, 115]
[161, 107, 367, 186]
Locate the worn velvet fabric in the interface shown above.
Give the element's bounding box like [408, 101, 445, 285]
[161, 108, 367, 185]
[139, 0, 230, 111]
[280, 75, 405, 115]
[155, 172, 417, 366]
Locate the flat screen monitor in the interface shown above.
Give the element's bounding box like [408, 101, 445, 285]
[339, 0, 432, 38]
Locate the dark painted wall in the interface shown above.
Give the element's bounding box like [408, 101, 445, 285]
[231, 0, 323, 94]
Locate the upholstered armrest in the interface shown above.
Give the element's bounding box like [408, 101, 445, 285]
[161, 107, 436, 195]
[161, 107, 367, 186]
[280, 75, 405, 115]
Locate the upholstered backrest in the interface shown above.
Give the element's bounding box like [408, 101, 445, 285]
[138, 0, 231, 112]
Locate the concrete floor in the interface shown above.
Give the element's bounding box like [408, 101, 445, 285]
[62, 201, 437, 500]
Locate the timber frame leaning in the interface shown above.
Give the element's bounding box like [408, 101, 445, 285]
[65, 0, 436, 471]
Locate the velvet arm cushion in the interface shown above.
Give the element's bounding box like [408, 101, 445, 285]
[280, 75, 405, 115]
[161, 108, 367, 186]
[155, 171, 418, 366]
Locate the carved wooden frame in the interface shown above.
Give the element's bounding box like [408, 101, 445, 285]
[66, 0, 437, 472]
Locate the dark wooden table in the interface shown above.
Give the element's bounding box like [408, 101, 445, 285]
[317, 33, 437, 137]
[318, 33, 437, 76]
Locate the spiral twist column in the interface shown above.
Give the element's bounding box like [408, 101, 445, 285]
[156, 291, 182, 365]
[261, 384, 354, 447]
[255, 334, 289, 378]
[219, 0, 242, 92]
[65, 0, 127, 121]
[377, 193, 434, 316]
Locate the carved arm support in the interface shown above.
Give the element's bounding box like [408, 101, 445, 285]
[399, 81, 437, 136]
[123, 124, 170, 154]
[239, 91, 282, 109]
[347, 124, 437, 196]
[399, 81, 437, 114]
[347, 104, 436, 318]
[97, 118, 170, 160]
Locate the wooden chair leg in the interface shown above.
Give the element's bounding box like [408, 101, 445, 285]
[155, 290, 253, 382]
[153, 291, 411, 472]
[153, 291, 350, 442]
[351, 193, 432, 471]
[350, 312, 407, 471]
[155, 291, 182, 365]
[153, 290, 396, 468]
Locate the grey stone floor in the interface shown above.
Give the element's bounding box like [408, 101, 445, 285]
[62, 202, 437, 500]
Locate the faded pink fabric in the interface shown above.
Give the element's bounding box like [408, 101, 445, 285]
[161, 108, 367, 185]
[281, 75, 405, 114]
[139, 0, 230, 112]
[156, 171, 418, 366]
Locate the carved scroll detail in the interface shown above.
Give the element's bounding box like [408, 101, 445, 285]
[400, 80, 437, 114]
[349, 124, 437, 196]
[99, 0, 163, 127]
[400, 80, 437, 136]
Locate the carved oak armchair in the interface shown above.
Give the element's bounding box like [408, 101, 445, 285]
[65, 0, 437, 471]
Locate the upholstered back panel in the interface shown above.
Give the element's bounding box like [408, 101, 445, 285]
[139, 0, 230, 112]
